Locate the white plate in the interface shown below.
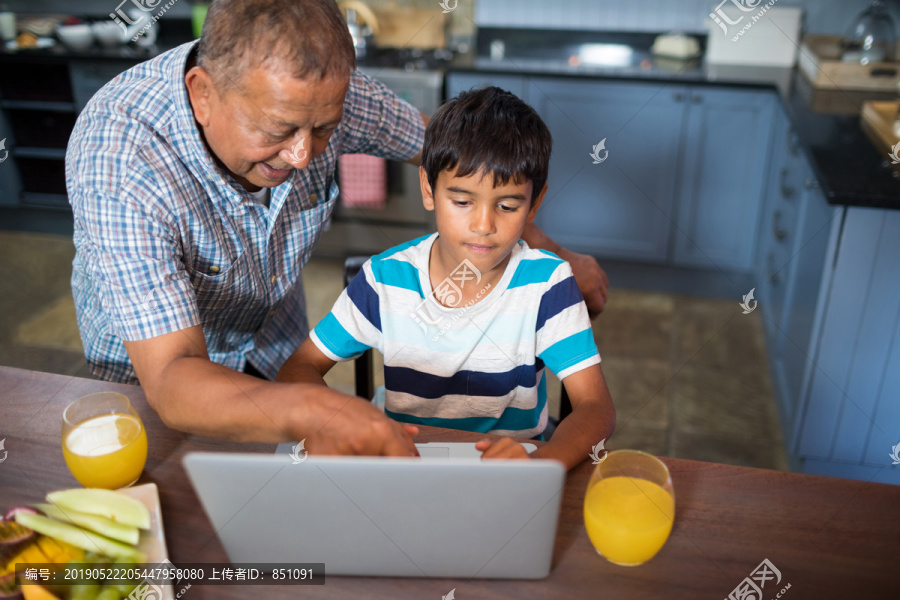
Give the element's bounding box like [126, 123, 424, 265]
[5, 37, 56, 50]
[119, 483, 175, 600]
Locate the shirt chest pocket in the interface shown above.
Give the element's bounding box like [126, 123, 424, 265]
[189, 251, 256, 315]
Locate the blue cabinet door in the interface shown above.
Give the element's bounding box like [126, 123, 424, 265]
[445, 73, 526, 101]
[525, 78, 686, 262]
[797, 207, 900, 484]
[0, 107, 22, 206]
[674, 87, 775, 271]
[772, 166, 840, 446]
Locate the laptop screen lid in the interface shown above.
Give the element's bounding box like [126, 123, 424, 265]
[182, 452, 565, 579]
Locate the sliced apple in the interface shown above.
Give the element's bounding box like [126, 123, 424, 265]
[13, 514, 144, 563]
[34, 504, 139, 546]
[45, 490, 150, 531]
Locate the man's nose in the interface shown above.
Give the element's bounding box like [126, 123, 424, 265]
[280, 131, 312, 169]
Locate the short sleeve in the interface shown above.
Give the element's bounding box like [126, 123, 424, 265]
[72, 162, 199, 341]
[336, 70, 425, 160]
[534, 262, 601, 380]
[309, 261, 384, 361]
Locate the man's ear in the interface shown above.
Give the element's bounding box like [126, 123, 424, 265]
[185, 66, 217, 127]
[419, 167, 435, 211]
[526, 182, 548, 224]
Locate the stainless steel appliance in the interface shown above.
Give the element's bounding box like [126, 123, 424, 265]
[314, 64, 444, 258]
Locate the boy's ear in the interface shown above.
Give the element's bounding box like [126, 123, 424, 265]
[419, 167, 435, 211]
[527, 182, 548, 224]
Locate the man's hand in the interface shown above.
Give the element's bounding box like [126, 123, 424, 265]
[296, 389, 420, 457]
[475, 437, 531, 460]
[558, 249, 609, 318]
[521, 223, 609, 318]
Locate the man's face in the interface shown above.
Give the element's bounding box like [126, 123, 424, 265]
[187, 60, 349, 191]
[420, 166, 546, 277]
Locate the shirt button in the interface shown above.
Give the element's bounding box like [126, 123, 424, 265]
[270, 275, 278, 284]
[209, 266, 220, 273]
[310, 193, 317, 202]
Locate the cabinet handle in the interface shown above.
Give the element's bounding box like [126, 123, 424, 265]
[780, 168, 795, 199]
[766, 253, 781, 285]
[787, 129, 800, 156]
[673, 92, 683, 102]
[691, 94, 703, 103]
[772, 210, 788, 242]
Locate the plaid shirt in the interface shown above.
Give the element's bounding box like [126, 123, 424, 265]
[68, 41, 425, 383]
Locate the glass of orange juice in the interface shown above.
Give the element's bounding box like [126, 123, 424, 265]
[62, 392, 148, 489]
[583, 449, 675, 566]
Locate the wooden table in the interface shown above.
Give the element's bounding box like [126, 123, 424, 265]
[2, 365, 899, 599]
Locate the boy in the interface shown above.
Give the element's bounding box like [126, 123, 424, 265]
[278, 87, 615, 470]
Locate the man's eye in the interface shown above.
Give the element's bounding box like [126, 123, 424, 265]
[313, 128, 335, 138]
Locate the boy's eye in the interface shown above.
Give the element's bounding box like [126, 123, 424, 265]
[451, 199, 470, 207]
[498, 204, 519, 212]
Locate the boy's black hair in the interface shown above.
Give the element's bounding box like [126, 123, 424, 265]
[422, 86, 552, 204]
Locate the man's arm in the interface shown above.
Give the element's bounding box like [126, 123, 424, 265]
[521, 223, 609, 317]
[124, 326, 418, 455]
[529, 364, 616, 470]
[404, 111, 430, 166]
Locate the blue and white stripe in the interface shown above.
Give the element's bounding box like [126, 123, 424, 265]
[310, 233, 600, 437]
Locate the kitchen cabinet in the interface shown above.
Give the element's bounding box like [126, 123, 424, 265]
[447, 73, 775, 270]
[525, 77, 685, 262]
[673, 87, 774, 271]
[795, 207, 900, 485]
[0, 57, 138, 213]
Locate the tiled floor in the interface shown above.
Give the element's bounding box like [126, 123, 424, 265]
[1, 231, 788, 471]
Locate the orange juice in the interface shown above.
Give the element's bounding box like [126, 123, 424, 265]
[584, 476, 674, 566]
[62, 413, 147, 489]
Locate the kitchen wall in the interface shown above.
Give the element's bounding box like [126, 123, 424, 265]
[475, 0, 899, 36]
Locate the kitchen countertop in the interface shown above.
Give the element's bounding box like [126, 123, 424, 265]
[4, 25, 898, 209]
[449, 28, 900, 210]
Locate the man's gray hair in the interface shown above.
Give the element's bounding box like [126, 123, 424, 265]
[197, 0, 356, 91]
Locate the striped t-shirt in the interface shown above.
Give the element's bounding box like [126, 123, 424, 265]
[310, 233, 601, 438]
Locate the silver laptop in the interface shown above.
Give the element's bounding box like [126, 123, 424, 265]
[182, 443, 564, 579]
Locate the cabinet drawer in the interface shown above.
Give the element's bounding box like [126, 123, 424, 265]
[0, 62, 73, 103]
[446, 73, 526, 100]
[17, 157, 67, 196]
[6, 109, 77, 149]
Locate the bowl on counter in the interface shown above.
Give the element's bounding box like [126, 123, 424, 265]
[56, 24, 94, 51]
[91, 21, 124, 47]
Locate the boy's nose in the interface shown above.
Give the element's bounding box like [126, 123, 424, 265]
[471, 208, 496, 235]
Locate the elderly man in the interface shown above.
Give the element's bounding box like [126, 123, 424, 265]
[67, 0, 608, 455]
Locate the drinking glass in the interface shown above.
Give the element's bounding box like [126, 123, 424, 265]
[61, 392, 148, 489]
[583, 450, 675, 566]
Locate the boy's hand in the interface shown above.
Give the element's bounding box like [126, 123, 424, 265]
[475, 437, 531, 460]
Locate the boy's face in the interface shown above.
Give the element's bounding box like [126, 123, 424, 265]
[419, 166, 547, 276]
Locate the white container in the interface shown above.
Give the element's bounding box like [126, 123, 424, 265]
[56, 24, 94, 51]
[706, 3, 803, 66]
[92, 21, 124, 47]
